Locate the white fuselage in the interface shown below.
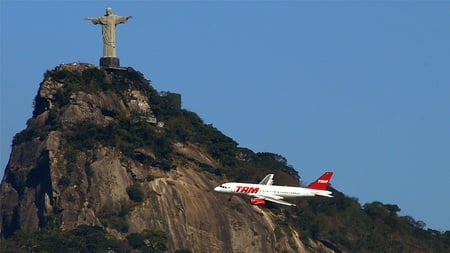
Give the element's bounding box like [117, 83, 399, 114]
[214, 182, 332, 198]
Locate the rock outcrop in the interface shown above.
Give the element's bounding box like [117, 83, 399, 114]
[0, 63, 336, 252]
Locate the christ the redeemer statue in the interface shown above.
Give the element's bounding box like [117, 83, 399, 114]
[85, 7, 132, 67]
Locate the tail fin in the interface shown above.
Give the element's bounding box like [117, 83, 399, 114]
[307, 172, 333, 190]
[259, 174, 274, 185]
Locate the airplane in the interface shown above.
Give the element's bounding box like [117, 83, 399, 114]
[214, 172, 333, 207]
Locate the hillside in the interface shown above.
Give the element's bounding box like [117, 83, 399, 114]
[0, 63, 449, 252]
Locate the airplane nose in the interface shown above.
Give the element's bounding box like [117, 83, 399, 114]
[214, 186, 221, 192]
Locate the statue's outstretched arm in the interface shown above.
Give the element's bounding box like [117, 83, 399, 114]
[84, 17, 101, 24]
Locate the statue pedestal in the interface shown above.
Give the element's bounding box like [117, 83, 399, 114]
[100, 57, 120, 68]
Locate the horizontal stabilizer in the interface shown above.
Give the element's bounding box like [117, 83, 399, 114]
[314, 190, 333, 198]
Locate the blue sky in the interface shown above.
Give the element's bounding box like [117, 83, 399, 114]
[1, 1, 449, 231]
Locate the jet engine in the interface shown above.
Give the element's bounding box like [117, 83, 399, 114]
[250, 197, 266, 206]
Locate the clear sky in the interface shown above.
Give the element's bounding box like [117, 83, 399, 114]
[1, 1, 449, 231]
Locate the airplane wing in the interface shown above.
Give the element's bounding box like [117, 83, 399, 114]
[258, 174, 274, 185]
[255, 193, 296, 206]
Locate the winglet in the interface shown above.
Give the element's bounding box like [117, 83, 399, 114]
[307, 172, 333, 190]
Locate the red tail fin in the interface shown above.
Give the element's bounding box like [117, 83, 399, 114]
[307, 172, 333, 190]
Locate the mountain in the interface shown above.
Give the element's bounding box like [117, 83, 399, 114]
[0, 63, 449, 252]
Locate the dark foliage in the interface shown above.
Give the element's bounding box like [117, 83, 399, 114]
[283, 190, 450, 252]
[97, 204, 131, 233]
[0, 225, 170, 253]
[127, 183, 145, 203]
[126, 230, 168, 252]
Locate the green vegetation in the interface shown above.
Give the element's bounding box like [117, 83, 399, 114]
[126, 230, 168, 252]
[164, 110, 239, 167]
[282, 190, 450, 252]
[174, 249, 192, 253]
[62, 117, 173, 169]
[12, 128, 45, 145]
[127, 183, 145, 203]
[97, 204, 131, 233]
[0, 225, 171, 253]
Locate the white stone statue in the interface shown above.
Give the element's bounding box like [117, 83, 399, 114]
[85, 7, 132, 58]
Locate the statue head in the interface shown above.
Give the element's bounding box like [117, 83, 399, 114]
[106, 7, 113, 15]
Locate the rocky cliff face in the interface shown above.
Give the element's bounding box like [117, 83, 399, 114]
[0, 63, 336, 252]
